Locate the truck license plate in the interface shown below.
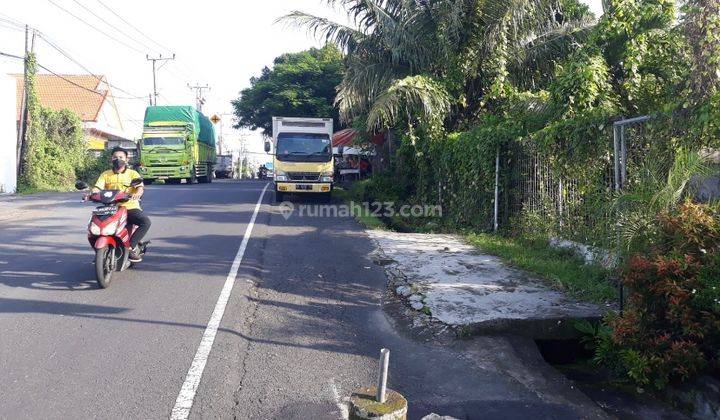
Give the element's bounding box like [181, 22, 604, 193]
[158, 176, 168, 180]
[296, 184, 312, 190]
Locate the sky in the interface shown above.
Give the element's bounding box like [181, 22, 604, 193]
[0, 0, 603, 167]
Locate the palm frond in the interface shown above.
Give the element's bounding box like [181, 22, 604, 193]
[277, 11, 366, 51]
[365, 75, 450, 131]
[337, 57, 406, 122]
[651, 148, 712, 210]
[613, 148, 712, 252]
[510, 20, 596, 89]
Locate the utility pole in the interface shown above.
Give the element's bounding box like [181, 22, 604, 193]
[146, 54, 174, 106]
[188, 83, 210, 112]
[17, 25, 35, 180]
[216, 112, 236, 155]
[218, 117, 224, 154]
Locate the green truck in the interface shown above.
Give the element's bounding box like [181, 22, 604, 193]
[137, 106, 216, 184]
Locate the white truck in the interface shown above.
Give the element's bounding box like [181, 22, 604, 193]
[215, 154, 234, 179]
[264, 117, 334, 202]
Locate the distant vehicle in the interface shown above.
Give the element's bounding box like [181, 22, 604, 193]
[137, 106, 216, 184]
[215, 154, 234, 179]
[264, 162, 274, 179]
[257, 165, 269, 180]
[265, 117, 333, 202]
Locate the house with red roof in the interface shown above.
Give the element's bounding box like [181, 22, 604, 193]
[14, 74, 133, 153]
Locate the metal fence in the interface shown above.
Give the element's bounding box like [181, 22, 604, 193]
[497, 116, 652, 249]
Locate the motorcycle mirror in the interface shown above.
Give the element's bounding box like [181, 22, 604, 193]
[130, 178, 144, 187]
[75, 180, 89, 190]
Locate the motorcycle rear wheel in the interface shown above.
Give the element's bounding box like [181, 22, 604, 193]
[95, 246, 114, 288]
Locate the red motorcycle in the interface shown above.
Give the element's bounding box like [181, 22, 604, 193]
[76, 180, 149, 288]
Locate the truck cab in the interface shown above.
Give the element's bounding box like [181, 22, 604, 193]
[266, 117, 334, 202]
[140, 125, 194, 182]
[138, 106, 216, 184]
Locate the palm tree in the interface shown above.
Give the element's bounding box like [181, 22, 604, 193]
[280, 0, 595, 131]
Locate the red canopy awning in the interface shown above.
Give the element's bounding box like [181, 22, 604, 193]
[332, 129, 387, 147]
[332, 128, 357, 147]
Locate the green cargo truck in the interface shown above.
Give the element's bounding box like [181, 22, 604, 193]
[138, 106, 217, 184]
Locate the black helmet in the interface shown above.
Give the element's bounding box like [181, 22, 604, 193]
[110, 146, 128, 157]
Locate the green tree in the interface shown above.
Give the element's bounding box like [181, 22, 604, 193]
[19, 53, 89, 192]
[231, 45, 343, 137]
[282, 0, 595, 131]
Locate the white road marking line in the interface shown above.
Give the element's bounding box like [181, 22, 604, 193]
[330, 379, 350, 420]
[170, 184, 269, 420]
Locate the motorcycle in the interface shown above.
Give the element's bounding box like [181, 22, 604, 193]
[257, 167, 268, 180]
[76, 179, 149, 288]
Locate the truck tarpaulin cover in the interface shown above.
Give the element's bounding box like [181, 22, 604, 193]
[197, 113, 216, 147]
[143, 106, 216, 147]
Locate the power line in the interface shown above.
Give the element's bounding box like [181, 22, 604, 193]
[69, 0, 157, 53]
[94, 0, 202, 83]
[36, 32, 146, 99]
[2, 10, 149, 100]
[95, 0, 171, 53]
[34, 61, 146, 100]
[0, 51, 24, 60]
[0, 12, 24, 26]
[0, 21, 25, 33]
[157, 92, 171, 105]
[0, 16, 24, 28]
[47, 0, 145, 55]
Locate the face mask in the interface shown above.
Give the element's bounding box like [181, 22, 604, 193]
[112, 158, 126, 171]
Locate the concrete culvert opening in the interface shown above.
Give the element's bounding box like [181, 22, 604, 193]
[534, 338, 593, 365]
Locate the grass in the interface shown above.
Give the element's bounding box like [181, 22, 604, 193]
[16, 185, 73, 195]
[466, 233, 617, 304]
[333, 187, 386, 230]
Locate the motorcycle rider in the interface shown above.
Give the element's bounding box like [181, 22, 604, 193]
[85, 146, 151, 262]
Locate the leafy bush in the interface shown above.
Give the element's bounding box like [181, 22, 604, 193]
[593, 202, 720, 389]
[356, 172, 405, 204]
[21, 107, 86, 192]
[76, 149, 112, 185]
[18, 54, 98, 193]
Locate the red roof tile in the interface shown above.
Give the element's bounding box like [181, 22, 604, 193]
[14, 74, 108, 122]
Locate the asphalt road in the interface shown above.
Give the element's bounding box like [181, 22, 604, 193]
[0, 180, 607, 419]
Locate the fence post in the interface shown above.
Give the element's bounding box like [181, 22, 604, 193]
[613, 125, 620, 192]
[493, 145, 500, 232]
[558, 178, 563, 227]
[620, 125, 627, 189]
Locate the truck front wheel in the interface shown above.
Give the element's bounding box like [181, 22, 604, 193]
[188, 167, 197, 184]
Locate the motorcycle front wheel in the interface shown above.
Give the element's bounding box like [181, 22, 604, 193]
[95, 246, 114, 288]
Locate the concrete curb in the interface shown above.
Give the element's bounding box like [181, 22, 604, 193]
[349, 387, 407, 420]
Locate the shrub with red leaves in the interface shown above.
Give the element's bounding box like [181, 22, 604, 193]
[605, 202, 720, 389]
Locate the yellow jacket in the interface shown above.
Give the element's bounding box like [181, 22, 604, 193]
[93, 169, 144, 210]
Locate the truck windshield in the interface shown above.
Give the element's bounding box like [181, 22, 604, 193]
[143, 137, 184, 146]
[276, 133, 332, 162]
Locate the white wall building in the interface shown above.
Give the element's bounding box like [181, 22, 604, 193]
[0, 74, 17, 193]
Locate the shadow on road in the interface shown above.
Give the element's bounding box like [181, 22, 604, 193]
[0, 297, 129, 315]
